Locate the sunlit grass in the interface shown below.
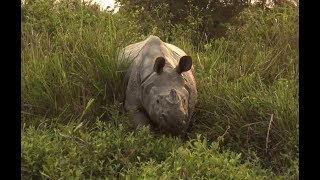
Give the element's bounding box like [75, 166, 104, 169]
[21, 0, 298, 178]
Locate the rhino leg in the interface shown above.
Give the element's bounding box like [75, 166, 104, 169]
[129, 110, 151, 129]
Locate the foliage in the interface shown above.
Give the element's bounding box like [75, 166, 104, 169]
[116, 0, 250, 43]
[21, 0, 298, 178]
[188, 5, 298, 174]
[22, 118, 285, 179]
[22, 0, 129, 121]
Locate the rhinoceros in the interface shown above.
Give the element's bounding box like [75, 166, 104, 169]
[118, 35, 197, 135]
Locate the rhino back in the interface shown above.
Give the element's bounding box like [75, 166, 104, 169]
[118, 38, 149, 64]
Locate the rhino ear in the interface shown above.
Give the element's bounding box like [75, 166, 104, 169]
[154, 57, 166, 74]
[176, 56, 192, 74]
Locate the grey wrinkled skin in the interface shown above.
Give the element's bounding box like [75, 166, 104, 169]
[118, 35, 197, 135]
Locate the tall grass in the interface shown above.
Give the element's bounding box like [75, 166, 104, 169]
[185, 7, 298, 173]
[22, 0, 298, 178]
[22, 0, 129, 123]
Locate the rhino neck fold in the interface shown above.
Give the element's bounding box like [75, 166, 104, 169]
[141, 71, 154, 85]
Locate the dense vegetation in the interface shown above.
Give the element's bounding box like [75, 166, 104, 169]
[21, 0, 298, 179]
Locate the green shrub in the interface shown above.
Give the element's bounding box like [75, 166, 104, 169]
[21, 0, 298, 178]
[22, 118, 286, 179]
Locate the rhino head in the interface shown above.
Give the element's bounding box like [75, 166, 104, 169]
[140, 56, 193, 135]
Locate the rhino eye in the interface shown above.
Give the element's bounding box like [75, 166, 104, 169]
[156, 99, 160, 104]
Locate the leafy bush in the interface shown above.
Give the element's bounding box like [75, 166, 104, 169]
[116, 0, 251, 43]
[22, 117, 285, 179]
[21, 0, 298, 178]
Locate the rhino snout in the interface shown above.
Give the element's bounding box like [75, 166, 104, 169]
[160, 113, 186, 124]
[160, 111, 188, 127]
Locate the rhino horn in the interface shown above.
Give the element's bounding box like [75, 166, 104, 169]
[169, 89, 179, 103]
